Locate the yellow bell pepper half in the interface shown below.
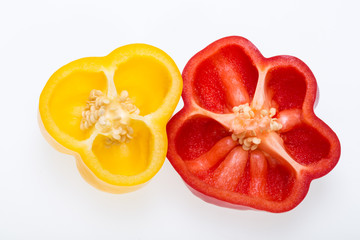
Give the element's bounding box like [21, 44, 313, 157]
[39, 44, 182, 193]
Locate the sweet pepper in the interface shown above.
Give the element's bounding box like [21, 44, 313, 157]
[39, 44, 182, 193]
[166, 36, 340, 212]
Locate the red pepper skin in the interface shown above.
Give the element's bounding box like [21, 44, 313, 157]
[167, 36, 340, 213]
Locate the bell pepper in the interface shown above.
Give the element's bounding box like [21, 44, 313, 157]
[166, 36, 340, 212]
[39, 44, 182, 193]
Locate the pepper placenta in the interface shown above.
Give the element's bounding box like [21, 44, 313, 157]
[166, 36, 340, 212]
[39, 44, 182, 193]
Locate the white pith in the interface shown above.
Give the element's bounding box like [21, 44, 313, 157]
[80, 89, 140, 144]
[230, 103, 282, 151]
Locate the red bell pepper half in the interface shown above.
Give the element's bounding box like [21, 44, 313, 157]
[167, 36, 340, 212]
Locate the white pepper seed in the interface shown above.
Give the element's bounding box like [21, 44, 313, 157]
[250, 145, 258, 151]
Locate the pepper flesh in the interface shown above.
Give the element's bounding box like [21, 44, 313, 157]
[166, 36, 340, 212]
[39, 44, 182, 193]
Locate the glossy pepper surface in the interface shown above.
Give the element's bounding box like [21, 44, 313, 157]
[39, 44, 182, 193]
[166, 36, 340, 212]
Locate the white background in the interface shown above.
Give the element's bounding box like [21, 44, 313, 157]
[1, 0, 359, 239]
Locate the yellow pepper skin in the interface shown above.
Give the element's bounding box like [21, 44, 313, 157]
[39, 44, 182, 193]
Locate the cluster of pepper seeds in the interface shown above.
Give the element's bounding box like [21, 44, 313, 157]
[230, 103, 282, 151]
[80, 89, 140, 144]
